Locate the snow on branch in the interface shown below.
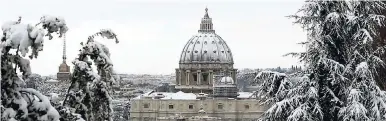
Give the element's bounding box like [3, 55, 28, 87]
[1, 15, 68, 59]
[39, 15, 68, 39]
[268, 1, 386, 121]
[368, 14, 386, 27]
[287, 104, 312, 121]
[87, 29, 118, 44]
[355, 62, 370, 78]
[63, 29, 119, 121]
[20, 88, 60, 121]
[354, 29, 373, 44]
[254, 71, 286, 82]
[1, 16, 67, 121]
[72, 60, 100, 83]
[339, 100, 369, 121]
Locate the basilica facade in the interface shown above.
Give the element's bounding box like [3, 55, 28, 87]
[130, 8, 267, 121]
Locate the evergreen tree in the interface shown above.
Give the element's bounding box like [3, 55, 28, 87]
[62, 29, 119, 121]
[1, 16, 68, 121]
[256, 1, 386, 121]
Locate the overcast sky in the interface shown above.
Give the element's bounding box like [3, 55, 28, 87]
[0, 0, 306, 75]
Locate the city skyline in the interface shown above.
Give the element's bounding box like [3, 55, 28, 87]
[0, 0, 306, 75]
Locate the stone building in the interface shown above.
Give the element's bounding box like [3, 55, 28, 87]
[175, 7, 237, 94]
[57, 35, 71, 81]
[130, 89, 267, 121]
[129, 8, 267, 121]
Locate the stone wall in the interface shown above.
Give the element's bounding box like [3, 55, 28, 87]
[129, 98, 268, 121]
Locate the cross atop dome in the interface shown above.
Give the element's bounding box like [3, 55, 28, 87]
[204, 7, 209, 18]
[198, 7, 215, 33]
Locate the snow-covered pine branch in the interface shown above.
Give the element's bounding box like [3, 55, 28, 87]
[1, 15, 68, 121]
[63, 29, 119, 121]
[257, 1, 386, 121]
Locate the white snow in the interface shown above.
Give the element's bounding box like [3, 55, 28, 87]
[134, 91, 255, 100]
[135, 91, 197, 100]
[348, 89, 362, 102]
[355, 62, 369, 77]
[46, 79, 59, 83]
[1, 22, 47, 58]
[49, 93, 60, 103]
[21, 88, 60, 120]
[237, 92, 255, 99]
[287, 105, 310, 121]
[2, 108, 17, 120]
[40, 15, 68, 37]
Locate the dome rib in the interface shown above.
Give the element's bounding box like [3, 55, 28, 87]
[215, 36, 230, 63]
[180, 36, 194, 63]
[199, 35, 207, 61]
[190, 35, 200, 63]
[220, 36, 234, 63]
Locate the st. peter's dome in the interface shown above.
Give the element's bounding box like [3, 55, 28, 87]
[179, 8, 234, 64]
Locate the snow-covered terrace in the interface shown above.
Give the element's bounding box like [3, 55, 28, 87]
[133, 91, 255, 100]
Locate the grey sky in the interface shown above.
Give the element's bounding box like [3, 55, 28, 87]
[0, 0, 306, 75]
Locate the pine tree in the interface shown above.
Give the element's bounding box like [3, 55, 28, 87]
[62, 29, 119, 121]
[255, 1, 386, 121]
[1, 16, 68, 121]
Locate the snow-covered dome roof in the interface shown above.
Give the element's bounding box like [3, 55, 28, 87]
[179, 8, 233, 64]
[219, 76, 234, 84]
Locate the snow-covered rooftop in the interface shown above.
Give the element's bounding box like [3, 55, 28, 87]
[238, 92, 256, 99]
[134, 91, 197, 100]
[133, 91, 255, 100]
[46, 79, 59, 83]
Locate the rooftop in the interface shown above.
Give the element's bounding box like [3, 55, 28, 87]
[133, 90, 255, 100]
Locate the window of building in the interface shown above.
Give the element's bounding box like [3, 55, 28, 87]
[245, 105, 250, 110]
[193, 74, 197, 81]
[143, 103, 149, 108]
[189, 105, 194, 109]
[169, 105, 174, 109]
[218, 104, 223, 110]
[203, 74, 208, 82]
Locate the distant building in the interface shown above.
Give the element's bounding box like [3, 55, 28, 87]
[57, 35, 71, 81]
[130, 8, 268, 121]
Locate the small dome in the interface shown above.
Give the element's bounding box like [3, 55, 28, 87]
[219, 76, 234, 84]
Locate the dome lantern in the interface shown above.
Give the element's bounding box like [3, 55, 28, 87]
[199, 7, 215, 33]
